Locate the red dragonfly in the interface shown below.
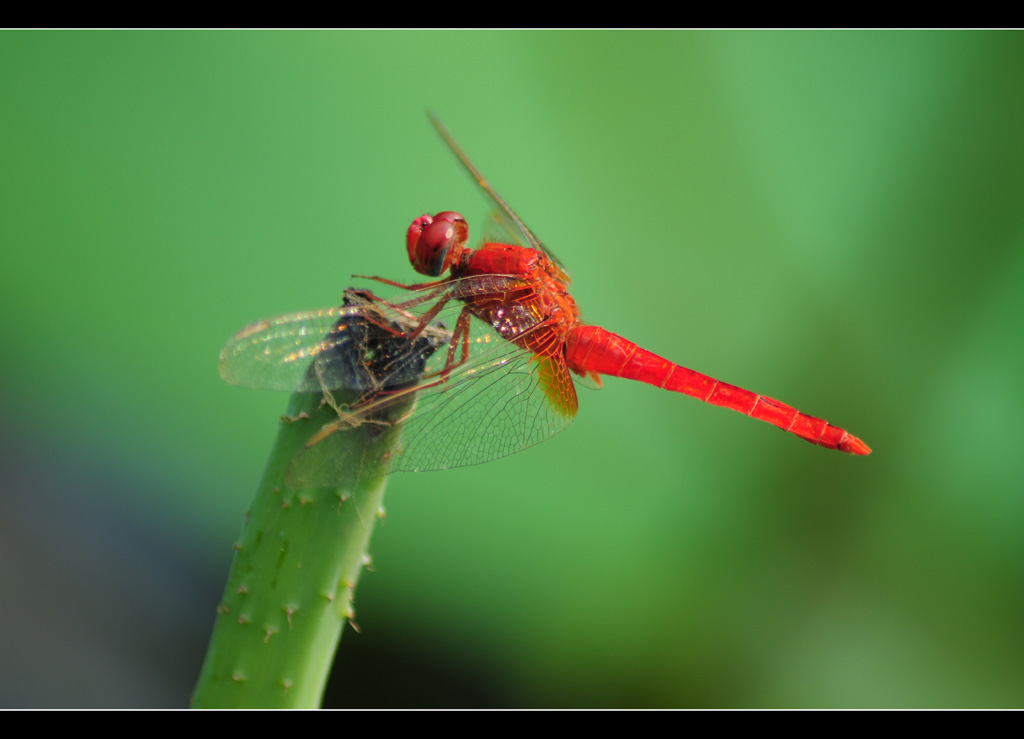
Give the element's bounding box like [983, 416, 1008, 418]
[220, 115, 869, 483]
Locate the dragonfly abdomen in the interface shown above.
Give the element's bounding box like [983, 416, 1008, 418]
[564, 325, 870, 455]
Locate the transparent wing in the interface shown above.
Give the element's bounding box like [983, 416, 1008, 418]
[480, 208, 537, 253]
[219, 277, 579, 484]
[428, 111, 568, 274]
[219, 304, 391, 394]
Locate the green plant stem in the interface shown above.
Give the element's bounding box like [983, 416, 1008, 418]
[191, 390, 396, 708]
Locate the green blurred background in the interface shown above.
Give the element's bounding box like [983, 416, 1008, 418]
[1, 31, 1022, 708]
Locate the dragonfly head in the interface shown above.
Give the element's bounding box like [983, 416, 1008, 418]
[406, 211, 468, 277]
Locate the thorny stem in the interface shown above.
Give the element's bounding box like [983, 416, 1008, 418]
[191, 389, 399, 708]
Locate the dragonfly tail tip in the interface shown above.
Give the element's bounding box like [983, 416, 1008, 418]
[840, 435, 872, 455]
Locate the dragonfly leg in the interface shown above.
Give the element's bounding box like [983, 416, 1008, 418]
[346, 285, 448, 314]
[401, 292, 452, 342]
[353, 274, 448, 291]
[314, 290, 476, 434]
[345, 285, 452, 340]
[441, 308, 473, 382]
[414, 305, 476, 384]
[340, 306, 475, 426]
[331, 289, 415, 338]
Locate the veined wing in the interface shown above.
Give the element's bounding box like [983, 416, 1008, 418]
[428, 111, 568, 274]
[220, 275, 534, 393]
[220, 284, 450, 394]
[219, 276, 579, 483]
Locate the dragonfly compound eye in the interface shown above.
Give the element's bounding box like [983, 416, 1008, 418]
[407, 211, 468, 277]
